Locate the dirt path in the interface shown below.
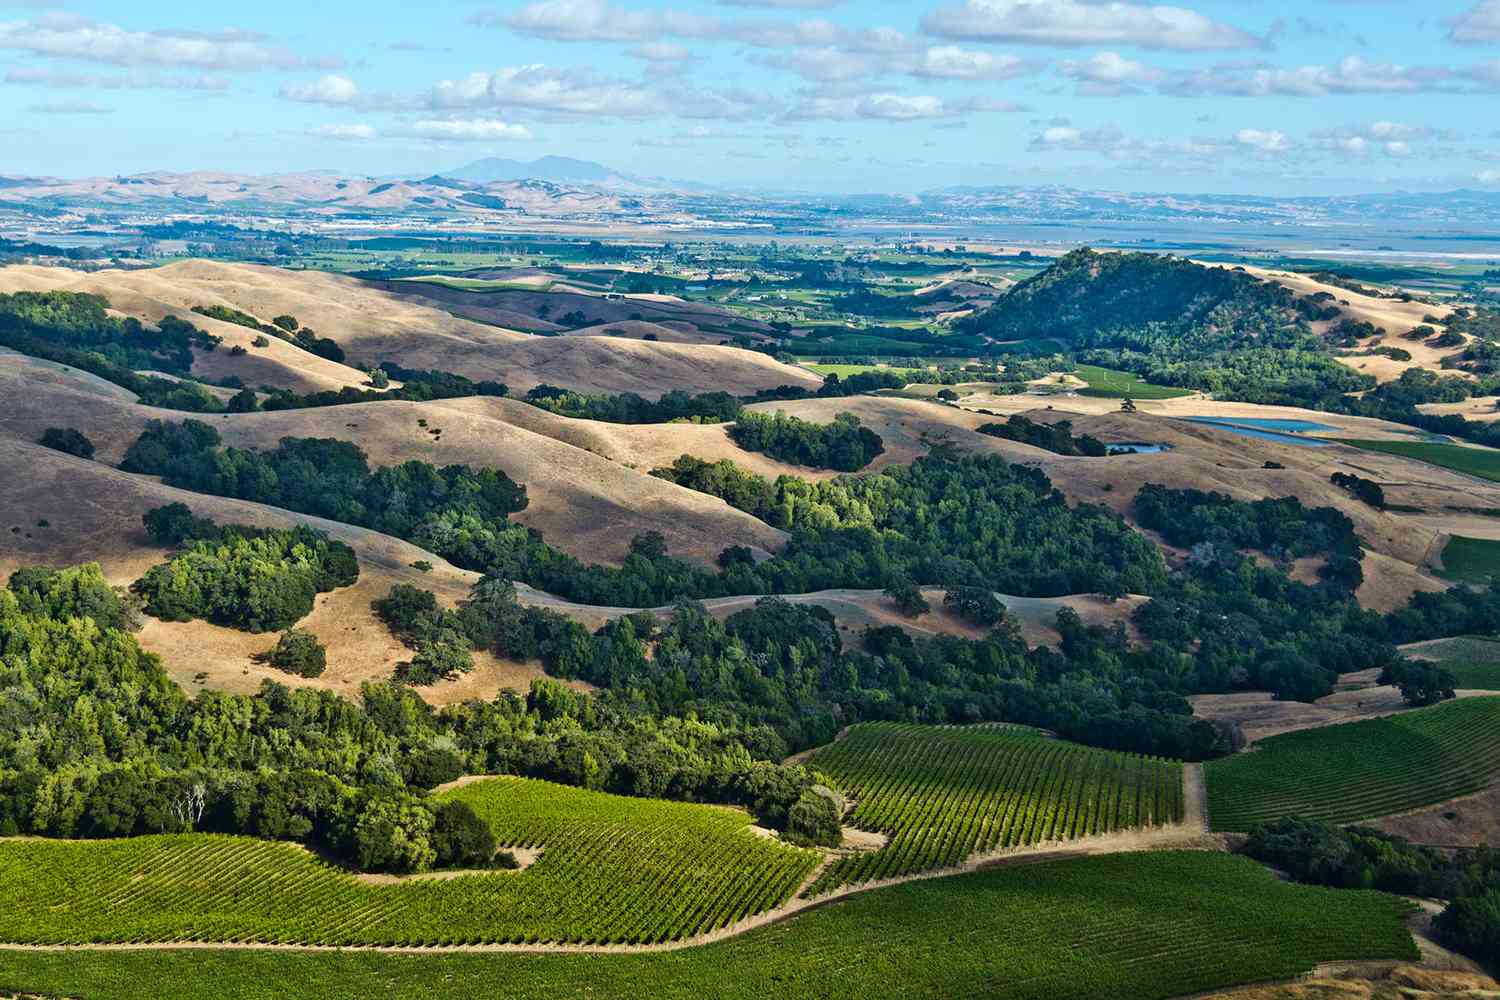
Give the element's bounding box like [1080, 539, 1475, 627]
[0, 819, 1225, 957]
[1183, 763, 1210, 833]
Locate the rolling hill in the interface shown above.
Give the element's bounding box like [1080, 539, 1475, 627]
[0, 261, 821, 398]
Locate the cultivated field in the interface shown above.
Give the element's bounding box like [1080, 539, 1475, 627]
[0, 777, 818, 947]
[1405, 635, 1500, 690]
[0, 852, 1419, 1000]
[1204, 696, 1500, 831]
[803, 723, 1185, 894]
[1340, 439, 1500, 483]
[1074, 364, 1194, 400]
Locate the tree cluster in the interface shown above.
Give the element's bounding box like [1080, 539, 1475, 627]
[727, 411, 885, 471]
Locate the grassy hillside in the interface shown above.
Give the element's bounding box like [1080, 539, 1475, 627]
[805, 723, 1183, 893]
[1205, 696, 1500, 831]
[958, 249, 1317, 354]
[0, 852, 1417, 1000]
[1407, 635, 1500, 690]
[1075, 364, 1195, 400]
[0, 777, 818, 946]
[1339, 438, 1500, 482]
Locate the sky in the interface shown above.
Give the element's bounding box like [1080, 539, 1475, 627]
[3, 0, 1500, 196]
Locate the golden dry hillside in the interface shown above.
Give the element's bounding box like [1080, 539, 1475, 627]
[0, 360, 787, 568]
[749, 393, 1483, 610]
[0, 261, 822, 398]
[0, 435, 572, 705]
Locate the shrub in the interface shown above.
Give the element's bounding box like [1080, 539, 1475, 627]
[784, 786, 843, 848]
[267, 628, 327, 678]
[944, 586, 1004, 627]
[884, 580, 930, 618]
[430, 800, 498, 869]
[38, 427, 95, 459]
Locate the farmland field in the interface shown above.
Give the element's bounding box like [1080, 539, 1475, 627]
[0, 777, 819, 946]
[1204, 696, 1500, 831]
[804, 723, 1184, 893]
[1437, 536, 1500, 585]
[1075, 365, 1195, 400]
[1338, 438, 1500, 482]
[0, 852, 1417, 1000]
[1408, 635, 1500, 690]
[801, 363, 923, 378]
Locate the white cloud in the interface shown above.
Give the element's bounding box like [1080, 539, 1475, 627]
[787, 92, 956, 121]
[627, 41, 694, 62]
[717, 0, 842, 8]
[428, 65, 662, 117]
[1058, 51, 1164, 95]
[279, 74, 359, 105]
[30, 99, 111, 114]
[922, 0, 1258, 52]
[1163, 56, 1447, 97]
[1309, 121, 1455, 159]
[761, 46, 874, 82]
[492, 0, 716, 43]
[1449, 1, 1500, 44]
[407, 119, 533, 141]
[1234, 128, 1289, 152]
[307, 123, 377, 141]
[913, 45, 1032, 80]
[1478, 169, 1500, 184]
[5, 66, 228, 90]
[0, 13, 336, 70]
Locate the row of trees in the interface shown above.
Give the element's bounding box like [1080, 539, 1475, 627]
[977, 415, 1109, 457]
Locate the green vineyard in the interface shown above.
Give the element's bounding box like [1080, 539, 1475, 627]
[803, 723, 1185, 893]
[1205, 695, 1500, 831]
[0, 777, 820, 946]
[1405, 635, 1500, 690]
[0, 852, 1419, 1000]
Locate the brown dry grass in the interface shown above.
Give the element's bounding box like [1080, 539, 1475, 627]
[1195, 263, 1459, 385]
[0, 437, 564, 706]
[0, 261, 821, 398]
[0, 366, 787, 568]
[1187, 669, 1495, 744]
[749, 395, 1466, 608]
[1193, 965, 1497, 1000]
[1368, 783, 1500, 849]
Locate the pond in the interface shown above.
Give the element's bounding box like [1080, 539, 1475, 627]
[1182, 416, 1334, 448]
[1105, 442, 1171, 455]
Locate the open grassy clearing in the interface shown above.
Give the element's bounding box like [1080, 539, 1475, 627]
[1075, 365, 1195, 400]
[1338, 439, 1500, 483]
[0, 852, 1418, 1000]
[1204, 696, 1500, 832]
[1436, 536, 1500, 585]
[1405, 635, 1500, 690]
[804, 723, 1184, 894]
[800, 363, 919, 378]
[0, 777, 818, 947]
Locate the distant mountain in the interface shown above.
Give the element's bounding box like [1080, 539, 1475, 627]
[438, 156, 624, 185]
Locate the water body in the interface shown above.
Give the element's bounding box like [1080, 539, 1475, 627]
[1106, 442, 1171, 455]
[1182, 416, 1335, 448]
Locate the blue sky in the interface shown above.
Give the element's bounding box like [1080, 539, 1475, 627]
[3, 0, 1500, 195]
